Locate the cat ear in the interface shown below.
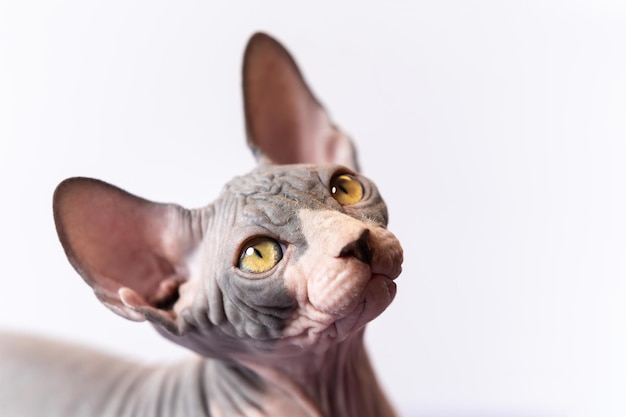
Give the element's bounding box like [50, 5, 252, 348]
[242, 32, 359, 171]
[53, 178, 204, 334]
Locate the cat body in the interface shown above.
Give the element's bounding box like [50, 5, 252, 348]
[0, 33, 403, 417]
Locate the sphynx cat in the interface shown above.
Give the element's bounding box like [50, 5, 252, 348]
[0, 33, 403, 417]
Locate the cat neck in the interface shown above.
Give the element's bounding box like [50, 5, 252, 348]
[206, 329, 397, 417]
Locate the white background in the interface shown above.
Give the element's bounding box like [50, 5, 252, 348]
[1, 1, 625, 416]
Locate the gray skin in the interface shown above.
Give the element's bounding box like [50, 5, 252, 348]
[0, 33, 403, 417]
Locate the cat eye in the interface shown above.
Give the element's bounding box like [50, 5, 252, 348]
[330, 174, 364, 205]
[238, 237, 283, 273]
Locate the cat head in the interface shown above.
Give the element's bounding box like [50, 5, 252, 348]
[53, 33, 403, 359]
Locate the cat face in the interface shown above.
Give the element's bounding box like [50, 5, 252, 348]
[159, 164, 401, 358]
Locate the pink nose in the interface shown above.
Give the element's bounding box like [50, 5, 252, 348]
[338, 230, 372, 265]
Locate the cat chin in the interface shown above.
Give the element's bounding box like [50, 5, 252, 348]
[366, 274, 398, 307]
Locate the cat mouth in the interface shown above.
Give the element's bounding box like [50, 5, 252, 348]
[271, 269, 398, 352]
[371, 273, 398, 293]
[366, 273, 397, 304]
[340, 271, 398, 323]
[328, 273, 397, 339]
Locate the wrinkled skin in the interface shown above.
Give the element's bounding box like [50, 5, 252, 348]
[0, 33, 403, 417]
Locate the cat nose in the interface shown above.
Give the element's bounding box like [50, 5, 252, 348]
[338, 229, 372, 265]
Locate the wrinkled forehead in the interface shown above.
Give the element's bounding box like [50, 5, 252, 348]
[212, 163, 389, 241]
[228, 164, 342, 197]
[222, 164, 346, 215]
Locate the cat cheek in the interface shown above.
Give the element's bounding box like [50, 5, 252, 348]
[283, 254, 369, 317]
[307, 261, 370, 316]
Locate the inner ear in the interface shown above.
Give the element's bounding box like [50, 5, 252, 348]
[242, 32, 359, 170]
[53, 177, 203, 333]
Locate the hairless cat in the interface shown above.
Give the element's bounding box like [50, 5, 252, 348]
[0, 32, 404, 417]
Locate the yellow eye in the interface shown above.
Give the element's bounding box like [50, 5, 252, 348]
[238, 237, 283, 274]
[330, 174, 364, 205]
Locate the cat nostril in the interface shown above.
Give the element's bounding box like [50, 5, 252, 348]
[339, 229, 372, 265]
